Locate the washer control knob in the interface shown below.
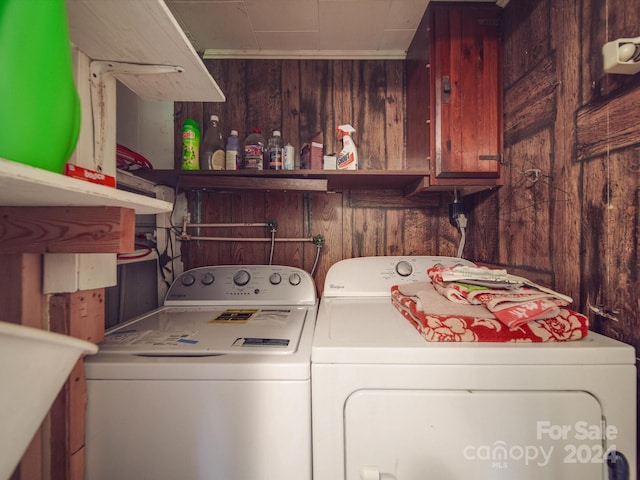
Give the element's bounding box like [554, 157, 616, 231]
[395, 260, 413, 277]
[181, 273, 196, 286]
[201, 272, 215, 285]
[289, 273, 302, 286]
[269, 273, 282, 285]
[233, 269, 251, 286]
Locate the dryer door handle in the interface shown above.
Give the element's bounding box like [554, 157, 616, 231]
[361, 465, 397, 480]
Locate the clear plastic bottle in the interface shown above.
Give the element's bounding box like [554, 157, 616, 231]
[225, 130, 242, 170]
[267, 130, 284, 170]
[283, 143, 295, 170]
[243, 128, 266, 170]
[200, 115, 225, 170]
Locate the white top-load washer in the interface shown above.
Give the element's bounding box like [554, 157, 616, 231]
[312, 256, 636, 480]
[85, 265, 317, 480]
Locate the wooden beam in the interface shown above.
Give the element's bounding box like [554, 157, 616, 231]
[49, 289, 105, 480]
[576, 87, 640, 161]
[349, 189, 440, 208]
[0, 207, 135, 254]
[179, 175, 328, 192]
[0, 254, 43, 328]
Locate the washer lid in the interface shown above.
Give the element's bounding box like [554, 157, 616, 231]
[98, 306, 308, 356]
[311, 297, 636, 365]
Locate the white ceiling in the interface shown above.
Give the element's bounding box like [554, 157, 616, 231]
[166, 0, 506, 60]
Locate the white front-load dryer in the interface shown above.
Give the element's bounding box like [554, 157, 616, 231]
[311, 256, 636, 480]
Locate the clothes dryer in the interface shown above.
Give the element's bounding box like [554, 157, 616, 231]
[311, 256, 636, 480]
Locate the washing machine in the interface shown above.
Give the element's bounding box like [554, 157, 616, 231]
[85, 264, 317, 480]
[311, 256, 636, 480]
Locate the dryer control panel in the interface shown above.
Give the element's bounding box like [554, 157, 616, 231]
[323, 256, 475, 297]
[165, 265, 316, 306]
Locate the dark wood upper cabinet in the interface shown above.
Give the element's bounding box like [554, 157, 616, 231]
[406, 2, 503, 189]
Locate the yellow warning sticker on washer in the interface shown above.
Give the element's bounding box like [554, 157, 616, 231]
[210, 309, 259, 324]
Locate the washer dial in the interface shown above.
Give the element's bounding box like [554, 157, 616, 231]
[233, 269, 251, 286]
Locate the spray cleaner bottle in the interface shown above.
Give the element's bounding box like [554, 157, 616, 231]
[336, 125, 358, 170]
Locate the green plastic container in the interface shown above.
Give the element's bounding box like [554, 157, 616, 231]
[181, 119, 200, 170]
[0, 0, 81, 173]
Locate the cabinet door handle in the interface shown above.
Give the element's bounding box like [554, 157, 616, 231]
[442, 75, 451, 104]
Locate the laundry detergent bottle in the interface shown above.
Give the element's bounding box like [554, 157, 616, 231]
[0, 0, 81, 173]
[336, 125, 358, 170]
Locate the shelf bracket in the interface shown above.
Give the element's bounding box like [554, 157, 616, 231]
[89, 61, 184, 176]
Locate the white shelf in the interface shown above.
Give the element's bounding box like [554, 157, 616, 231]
[0, 158, 173, 215]
[66, 0, 225, 102]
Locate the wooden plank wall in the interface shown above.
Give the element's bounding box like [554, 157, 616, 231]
[466, 0, 640, 464]
[172, 2, 638, 354]
[174, 60, 460, 293]
[466, 0, 640, 346]
[170, 0, 639, 465]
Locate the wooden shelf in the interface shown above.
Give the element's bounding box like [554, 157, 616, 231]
[132, 169, 433, 195]
[0, 159, 173, 214]
[66, 0, 224, 102]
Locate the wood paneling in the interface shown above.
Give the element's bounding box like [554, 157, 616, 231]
[177, 59, 458, 293]
[576, 88, 640, 161]
[175, 4, 639, 357]
[467, 1, 639, 464]
[497, 128, 555, 271]
[582, 148, 640, 346]
[504, 54, 557, 144]
[502, 0, 550, 88]
[469, 0, 640, 327]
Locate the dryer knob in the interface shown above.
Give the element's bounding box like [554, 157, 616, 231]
[289, 273, 302, 286]
[181, 273, 196, 286]
[233, 269, 251, 286]
[201, 273, 215, 285]
[269, 273, 282, 285]
[395, 260, 413, 277]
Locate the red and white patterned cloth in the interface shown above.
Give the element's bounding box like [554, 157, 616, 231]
[427, 266, 572, 329]
[391, 283, 589, 343]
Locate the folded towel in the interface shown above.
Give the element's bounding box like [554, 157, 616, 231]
[397, 282, 496, 318]
[391, 284, 588, 343]
[427, 266, 572, 329]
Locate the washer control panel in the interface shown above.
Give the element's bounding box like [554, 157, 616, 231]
[165, 265, 316, 306]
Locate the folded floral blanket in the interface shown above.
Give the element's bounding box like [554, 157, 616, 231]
[391, 283, 588, 343]
[427, 266, 572, 329]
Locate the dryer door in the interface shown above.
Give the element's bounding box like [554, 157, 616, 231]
[345, 390, 610, 479]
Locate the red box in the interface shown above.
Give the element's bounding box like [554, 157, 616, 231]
[64, 163, 116, 188]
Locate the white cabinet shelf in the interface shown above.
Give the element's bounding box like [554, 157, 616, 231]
[66, 0, 225, 102]
[0, 159, 172, 214]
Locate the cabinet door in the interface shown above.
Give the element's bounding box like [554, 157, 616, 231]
[433, 4, 502, 179]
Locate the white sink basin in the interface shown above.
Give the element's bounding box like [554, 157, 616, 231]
[0, 321, 98, 480]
